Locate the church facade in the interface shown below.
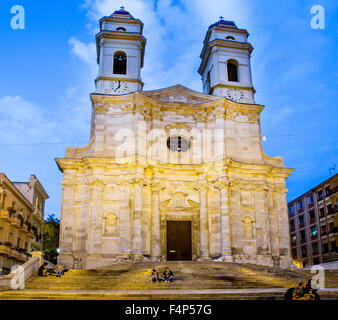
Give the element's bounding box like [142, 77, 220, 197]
[56, 9, 293, 269]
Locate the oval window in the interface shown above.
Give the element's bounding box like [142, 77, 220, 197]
[167, 136, 190, 152]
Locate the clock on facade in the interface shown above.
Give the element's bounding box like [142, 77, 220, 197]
[225, 88, 245, 102]
[111, 80, 129, 94]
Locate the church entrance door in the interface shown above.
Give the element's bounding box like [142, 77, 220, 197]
[166, 221, 192, 261]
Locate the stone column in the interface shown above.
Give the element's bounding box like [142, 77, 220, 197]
[132, 178, 143, 260]
[151, 183, 162, 260]
[85, 179, 104, 269]
[215, 180, 233, 262]
[119, 181, 131, 258]
[58, 180, 75, 268]
[253, 186, 273, 266]
[195, 182, 210, 259]
[275, 185, 293, 268]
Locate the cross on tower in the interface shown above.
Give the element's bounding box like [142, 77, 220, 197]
[219, 16, 224, 20]
[120, 6, 125, 11]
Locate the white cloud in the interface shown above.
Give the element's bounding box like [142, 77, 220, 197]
[0, 94, 90, 146]
[69, 37, 97, 76]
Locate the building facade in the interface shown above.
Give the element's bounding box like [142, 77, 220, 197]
[56, 9, 293, 269]
[14, 175, 49, 252]
[288, 173, 338, 267]
[0, 174, 34, 275]
[312, 174, 338, 263]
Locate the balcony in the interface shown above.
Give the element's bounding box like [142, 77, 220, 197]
[308, 203, 314, 209]
[9, 248, 20, 259]
[311, 235, 318, 240]
[0, 243, 11, 256]
[0, 209, 10, 221]
[301, 238, 307, 244]
[312, 250, 319, 256]
[299, 223, 305, 229]
[10, 217, 21, 228]
[310, 218, 316, 224]
[17, 249, 28, 262]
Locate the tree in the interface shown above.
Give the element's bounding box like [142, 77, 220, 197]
[43, 214, 60, 264]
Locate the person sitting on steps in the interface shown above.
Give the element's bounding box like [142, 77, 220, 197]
[37, 262, 49, 277]
[56, 264, 64, 277]
[304, 279, 320, 300]
[291, 282, 316, 300]
[162, 267, 174, 283]
[150, 268, 159, 283]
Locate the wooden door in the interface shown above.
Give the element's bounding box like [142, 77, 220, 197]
[167, 221, 192, 261]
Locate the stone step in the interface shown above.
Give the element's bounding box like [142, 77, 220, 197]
[1, 289, 338, 300]
[5, 261, 336, 300]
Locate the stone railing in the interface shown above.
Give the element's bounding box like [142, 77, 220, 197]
[0, 257, 39, 291]
[301, 260, 338, 270]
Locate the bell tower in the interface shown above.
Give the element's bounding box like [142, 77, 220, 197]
[95, 7, 146, 94]
[198, 18, 255, 103]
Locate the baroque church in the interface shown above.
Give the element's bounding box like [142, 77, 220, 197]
[56, 8, 293, 269]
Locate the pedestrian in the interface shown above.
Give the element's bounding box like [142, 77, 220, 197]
[162, 267, 174, 282]
[150, 268, 159, 282]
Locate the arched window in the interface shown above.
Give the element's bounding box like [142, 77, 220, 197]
[113, 51, 127, 75]
[116, 27, 126, 31]
[227, 60, 238, 82]
[226, 36, 235, 40]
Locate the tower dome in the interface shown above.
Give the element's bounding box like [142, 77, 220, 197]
[111, 6, 134, 19]
[208, 18, 237, 30]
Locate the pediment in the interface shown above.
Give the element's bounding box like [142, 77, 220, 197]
[142, 85, 221, 105]
[160, 191, 199, 210]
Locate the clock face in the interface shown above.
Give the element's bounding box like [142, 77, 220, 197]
[111, 80, 129, 94]
[225, 88, 245, 102]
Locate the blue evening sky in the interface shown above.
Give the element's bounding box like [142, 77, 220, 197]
[0, 0, 337, 218]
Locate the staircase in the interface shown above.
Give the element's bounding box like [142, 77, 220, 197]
[0, 261, 337, 300]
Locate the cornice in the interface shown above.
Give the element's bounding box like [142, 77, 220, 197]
[211, 83, 256, 94]
[94, 76, 144, 86]
[90, 91, 263, 122]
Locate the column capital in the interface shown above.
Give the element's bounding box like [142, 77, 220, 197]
[151, 182, 164, 193]
[61, 180, 75, 187]
[194, 182, 211, 193]
[214, 178, 229, 191]
[87, 178, 105, 187]
[133, 178, 144, 187]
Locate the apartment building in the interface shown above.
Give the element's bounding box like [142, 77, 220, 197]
[288, 173, 338, 267]
[0, 173, 34, 274]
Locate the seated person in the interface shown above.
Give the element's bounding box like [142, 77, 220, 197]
[162, 267, 174, 282]
[56, 264, 64, 277]
[292, 282, 315, 300]
[37, 262, 49, 277]
[304, 279, 320, 300]
[150, 268, 159, 282]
